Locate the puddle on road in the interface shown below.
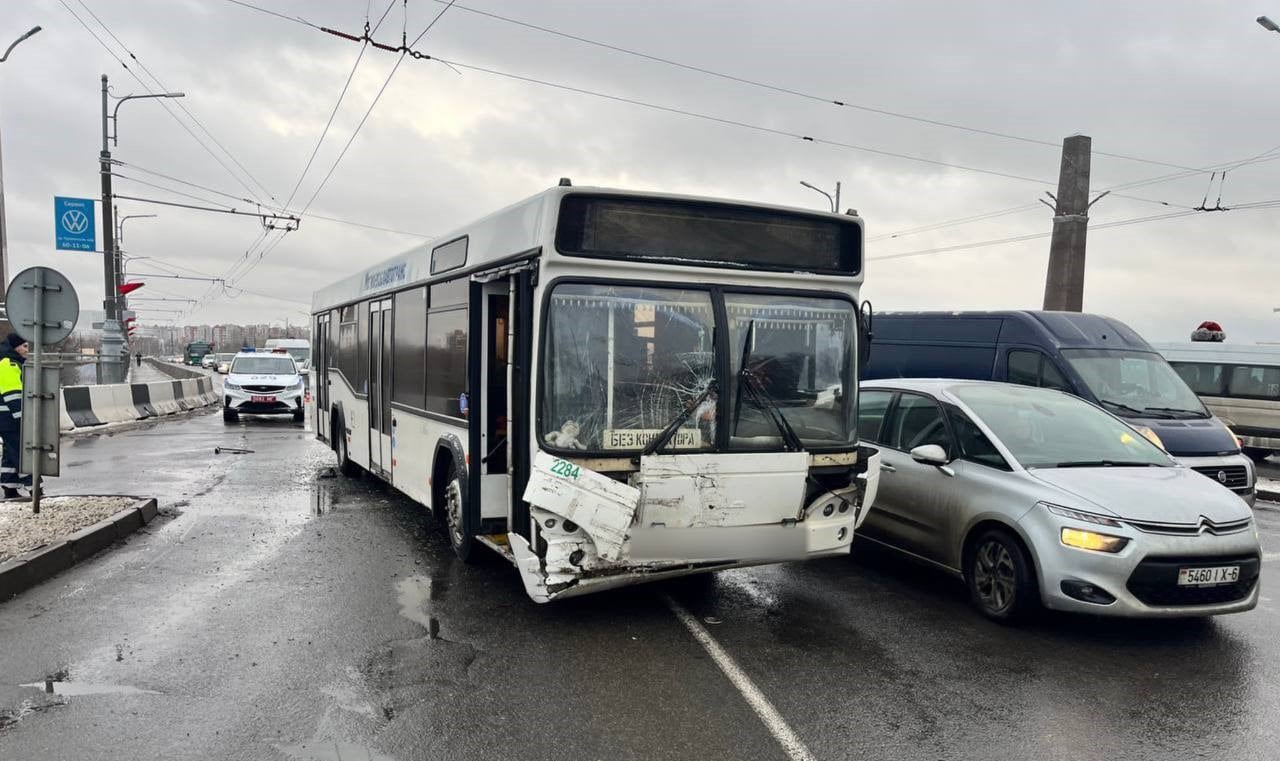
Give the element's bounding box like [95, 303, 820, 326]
[311, 474, 340, 515]
[278, 739, 399, 761]
[20, 680, 160, 697]
[395, 574, 443, 633]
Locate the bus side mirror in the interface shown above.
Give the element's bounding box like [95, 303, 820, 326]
[858, 301, 874, 377]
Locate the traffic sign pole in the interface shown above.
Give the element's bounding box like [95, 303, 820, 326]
[28, 268, 44, 513]
[7, 266, 78, 514]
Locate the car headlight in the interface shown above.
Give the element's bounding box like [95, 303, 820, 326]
[1041, 503, 1122, 527]
[1060, 527, 1128, 553]
[1133, 425, 1165, 451]
[224, 382, 241, 391]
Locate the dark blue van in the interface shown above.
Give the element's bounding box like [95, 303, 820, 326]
[863, 310, 1255, 503]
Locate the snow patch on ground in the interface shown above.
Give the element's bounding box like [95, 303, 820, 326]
[0, 496, 138, 563]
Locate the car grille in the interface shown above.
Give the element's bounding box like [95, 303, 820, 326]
[1124, 516, 1252, 536]
[1191, 465, 1250, 490]
[242, 384, 285, 393]
[1126, 554, 1260, 607]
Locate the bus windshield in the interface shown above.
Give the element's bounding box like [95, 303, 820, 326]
[1061, 348, 1208, 419]
[541, 283, 857, 453]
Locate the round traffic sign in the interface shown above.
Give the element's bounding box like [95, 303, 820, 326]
[5, 266, 80, 345]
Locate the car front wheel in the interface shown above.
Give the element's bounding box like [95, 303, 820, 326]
[965, 528, 1038, 623]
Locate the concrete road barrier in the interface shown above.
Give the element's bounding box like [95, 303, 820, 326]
[147, 381, 180, 415]
[59, 393, 75, 433]
[57, 373, 217, 433]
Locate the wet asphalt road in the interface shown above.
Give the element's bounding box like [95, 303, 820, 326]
[1256, 454, 1279, 483]
[1, 409, 1278, 760]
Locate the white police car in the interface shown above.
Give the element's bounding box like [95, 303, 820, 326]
[222, 350, 305, 423]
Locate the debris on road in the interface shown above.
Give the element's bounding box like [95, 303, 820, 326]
[214, 447, 255, 455]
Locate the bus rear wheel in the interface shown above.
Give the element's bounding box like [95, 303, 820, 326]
[441, 462, 475, 563]
[334, 416, 360, 478]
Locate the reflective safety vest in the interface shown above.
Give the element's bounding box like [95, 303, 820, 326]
[0, 357, 22, 429]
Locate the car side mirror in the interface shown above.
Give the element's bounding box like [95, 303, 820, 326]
[910, 444, 949, 466]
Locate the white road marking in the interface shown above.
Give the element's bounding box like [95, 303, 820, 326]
[664, 595, 817, 761]
[1263, 552, 1280, 563]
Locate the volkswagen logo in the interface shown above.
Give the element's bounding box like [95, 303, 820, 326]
[60, 209, 89, 234]
[1217, 470, 1228, 483]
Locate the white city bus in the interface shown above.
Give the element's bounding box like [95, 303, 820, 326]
[310, 184, 880, 601]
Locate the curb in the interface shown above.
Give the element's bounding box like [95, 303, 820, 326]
[1257, 489, 1280, 507]
[0, 497, 159, 601]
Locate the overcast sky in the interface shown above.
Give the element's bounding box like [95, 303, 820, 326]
[2, 0, 1279, 342]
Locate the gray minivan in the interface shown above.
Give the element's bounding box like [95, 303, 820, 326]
[863, 310, 1256, 505]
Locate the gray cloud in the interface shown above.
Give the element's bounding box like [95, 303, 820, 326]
[1, 0, 1277, 342]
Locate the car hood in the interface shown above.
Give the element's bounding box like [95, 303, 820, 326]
[1028, 466, 1251, 525]
[227, 373, 298, 385]
[1125, 415, 1239, 458]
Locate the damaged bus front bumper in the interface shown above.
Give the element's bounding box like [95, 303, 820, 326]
[509, 448, 881, 602]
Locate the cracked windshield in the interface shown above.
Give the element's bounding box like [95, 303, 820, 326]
[542, 283, 716, 452]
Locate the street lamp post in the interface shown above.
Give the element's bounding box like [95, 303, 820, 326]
[1259, 16, 1280, 32]
[0, 25, 42, 326]
[115, 212, 156, 319]
[799, 180, 842, 213]
[99, 75, 183, 382]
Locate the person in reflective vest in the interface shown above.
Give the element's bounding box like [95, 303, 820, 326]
[0, 333, 32, 498]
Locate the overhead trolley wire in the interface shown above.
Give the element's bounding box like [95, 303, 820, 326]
[869, 204, 1280, 263]
[229, 0, 1209, 204]
[283, 0, 399, 210]
[419, 1, 1202, 173]
[114, 161, 430, 238]
[61, 0, 276, 207]
[224, 1, 458, 292]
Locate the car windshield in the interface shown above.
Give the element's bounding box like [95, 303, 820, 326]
[1061, 348, 1208, 418]
[951, 384, 1172, 469]
[284, 347, 310, 364]
[540, 283, 857, 453]
[230, 356, 296, 375]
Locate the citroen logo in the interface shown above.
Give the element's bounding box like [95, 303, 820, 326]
[1217, 470, 1228, 483]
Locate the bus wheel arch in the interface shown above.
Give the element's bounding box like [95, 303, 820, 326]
[433, 437, 475, 562]
[331, 405, 360, 478]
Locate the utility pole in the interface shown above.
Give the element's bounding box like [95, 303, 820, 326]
[97, 76, 182, 381]
[1042, 134, 1094, 312]
[99, 74, 125, 381]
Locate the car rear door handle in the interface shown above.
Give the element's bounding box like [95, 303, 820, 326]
[880, 463, 896, 473]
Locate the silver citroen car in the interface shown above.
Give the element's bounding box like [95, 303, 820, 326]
[857, 379, 1260, 622]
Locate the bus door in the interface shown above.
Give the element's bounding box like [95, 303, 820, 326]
[470, 264, 535, 542]
[314, 313, 330, 441]
[369, 298, 393, 476]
